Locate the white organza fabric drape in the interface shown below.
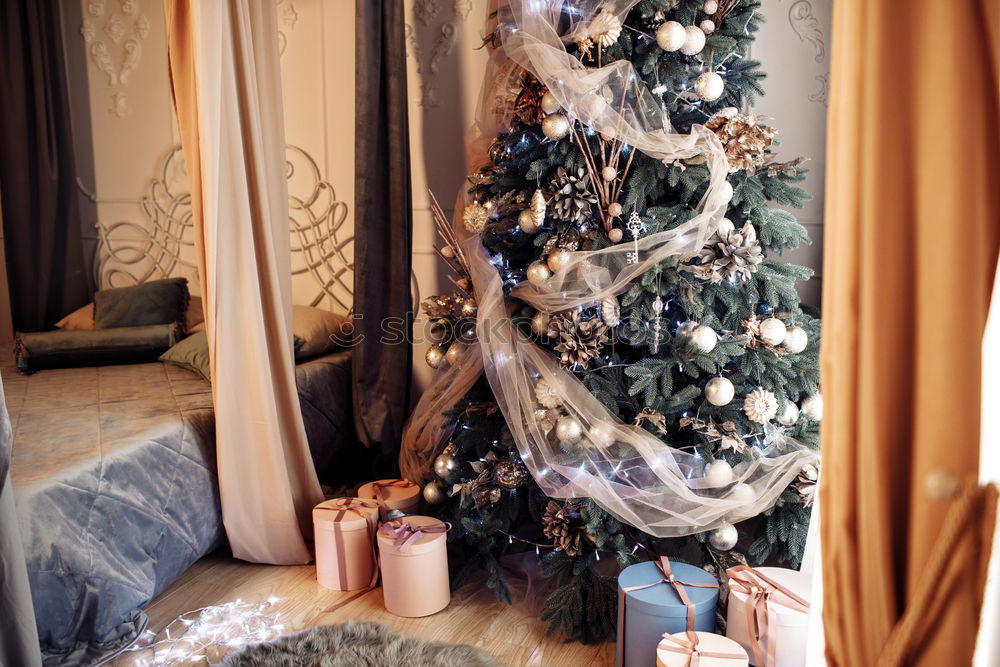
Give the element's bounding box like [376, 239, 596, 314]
[402, 0, 817, 537]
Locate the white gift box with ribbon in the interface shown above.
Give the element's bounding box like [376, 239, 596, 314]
[725, 566, 811, 667]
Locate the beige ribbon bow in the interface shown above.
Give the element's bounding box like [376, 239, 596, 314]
[658, 631, 748, 667]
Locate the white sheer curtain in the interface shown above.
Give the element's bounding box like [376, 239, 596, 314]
[164, 0, 323, 565]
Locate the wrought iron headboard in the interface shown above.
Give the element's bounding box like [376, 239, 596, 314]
[93, 144, 354, 312]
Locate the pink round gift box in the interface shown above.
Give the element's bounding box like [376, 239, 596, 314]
[376, 515, 450, 617]
[657, 631, 749, 667]
[358, 478, 421, 516]
[312, 497, 379, 591]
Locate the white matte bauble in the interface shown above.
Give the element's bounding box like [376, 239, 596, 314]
[655, 20, 687, 52]
[433, 452, 459, 478]
[680, 25, 707, 55]
[704, 459, 734, 487]
[555, 416, 584, 444]
[801, 393, 824, 421]
[587, 421, 617, 448]
[699, 19, 716, 34]
[778, 401, 799, 426]
[759, 317, 787, 346]
[608, 227, 623, 243]
[783, 325, 808, 354]
[527, 261, 553, 285]
[542, 113, 570, 140]
[607, 202, 623, 217]
[602, 166, 617, 182]
[719, 180, 734, 202]
[708, 523, 739, 551]
[715, 217, 735, 237]
[445, 340, 463, 366]
[540, 91, 560, 115]
[691, 324, 718, 353]
[425, 345, 446, 369]
[531, 310, 551, 337]
[547, 248, 572, 273]
[422, 480, 445, 505]
[518, 208, 541, 234]
[695, 71, 725, 101]
[704, 376, 735, 406]
[703, 0, 719, 13]
[729, 482, 757, 505]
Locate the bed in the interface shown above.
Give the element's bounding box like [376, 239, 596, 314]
[2, 348, 355, 665]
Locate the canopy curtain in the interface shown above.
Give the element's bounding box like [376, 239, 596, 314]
[354, 0, 413, 476]
[0, 0, 92, 332]
[819, 0, 1000, 665]
[164, 0, 323, 565]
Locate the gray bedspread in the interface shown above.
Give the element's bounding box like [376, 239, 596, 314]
[1, 349, 355, 666]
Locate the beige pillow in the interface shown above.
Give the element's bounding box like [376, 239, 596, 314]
[186, 295, 205, 332]
[292, 305, 352, 358]
[55, 303, 95, 331]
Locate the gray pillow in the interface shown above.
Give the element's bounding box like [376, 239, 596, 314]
[159, 331, 211, 382]
[94, 277, 190, 330]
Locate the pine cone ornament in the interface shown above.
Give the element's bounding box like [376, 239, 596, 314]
[550, 310, 609, 369]
[704, 107, 777, 174]
[541, 501, 595, 557]
[794, 462, 819, 507]
[743, 387, 779, 424]
[698, 220, 764, 284]
[535, 378, 562, 409]
[549, 167, 598, 224]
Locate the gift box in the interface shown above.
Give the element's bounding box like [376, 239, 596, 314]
[657, 631, 750, 667]
[377, 515, 450, 617]
[617, 557, 719, 667]
[312, 497, 379, 591]
[725, 566, 811, 667]
[358, 478, 421, 518]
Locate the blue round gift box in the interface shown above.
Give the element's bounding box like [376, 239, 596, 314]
[616, 560, 718, 667]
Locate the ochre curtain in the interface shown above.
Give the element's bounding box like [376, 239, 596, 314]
[820, 1, 1000, 665]
[164, 0, 323, 565]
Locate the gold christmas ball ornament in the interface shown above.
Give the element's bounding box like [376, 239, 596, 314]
[691, 324, 718, 353]
[542, 113, 571, 140]
[778, 401, 800, 426]
[704, 459, 735, 487]
[607, 202, 624, 217]
[656, 20, 687, 52]
[518, 208, 541, 234]
[555, 416, 584, 444]
[602, 166, 617, 182]
[494, 458, 529, 489]
[608, 227, 624, 243]
[444, 340, 463, 366]
[758, 317, 788, 346]
[729, 482, 757, 505]
[422, 480, 445, 505]
[681, 25, 707, 55]
[708, 523, 739, 551]
[546, 248, 573, 273]
[783, 325, 808, 354]
[705, 376, 735, 406]
[527, 260, 553, 285]
[531, 310, 552, 337]
[800, 393, 824, 421]
[695, 72, 725, 102]
[424, 345, 446, 369]
[530, 188, 547, 227]
[463, 202, 490, 233]
[699, 19, 716, 35]
[460, 298, 478, 318]
[433, 452, 459, 478]
[540, 91, 561, 115]
[703, 0, 719, 13]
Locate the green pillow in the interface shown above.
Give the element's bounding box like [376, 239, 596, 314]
[94, 277, 190, 329]
[159, 331, 211, 381]
[15, 324, 182, 373]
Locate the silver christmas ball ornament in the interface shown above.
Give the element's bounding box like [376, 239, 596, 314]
[705, 376, 735, 406]
[699, 19, 716, 35]
[608, 227, 624, 243]
[424, 345, 446, 369]
[540, 91, 561, 115]
[656, 20, 687, 52]
[778, 401, 800, 426]
[555, 416, 584, 444]
[527, 260, 553, 285]
[704, 459, 735, 487]
[422, 480, 445, 505]
[691, 324, 718, 353]
[695, 72, 725, 101]
[801, 393, 824, 421]
[759, 317, 787, 346]
[783, 325, 808, 354]
[703, 0, 719, 13]
[518, 208, 541, 234]
[680, 25, 707, 55]
[547, 248, 572, 273]
[531, 310, 551, 337]
[708, 523, 739, 551]
[542, 113, 570, 140]
[587, 421, 616, 448]
[433, 452, 459, 478]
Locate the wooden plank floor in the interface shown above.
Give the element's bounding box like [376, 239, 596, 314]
[112, 551, 615, 666]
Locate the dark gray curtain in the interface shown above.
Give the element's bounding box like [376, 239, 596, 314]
[0, 0, 92, 333]
[354, 0, 413, 476]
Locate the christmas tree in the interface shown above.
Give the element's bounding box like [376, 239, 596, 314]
[402, 0, 821, 642]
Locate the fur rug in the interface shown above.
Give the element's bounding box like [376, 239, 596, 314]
[222, 620, 503, 667]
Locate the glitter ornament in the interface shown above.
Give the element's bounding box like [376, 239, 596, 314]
[555, 416, 584, 444]
[708, 523, 738, 550]
[547, 248, 573, 273]
[463, 202, 490, 233]
[540, 91, 560, 114]
[695, 71, 725, 101]
[705, 376, 735, 406]
[530, 188, 547, 227]
[460, 298, 477, 317]
[444, 340, 463, 365]
[744, 387, 779, 424]
[527, 260, 553, 285]
[801, 393, 824, 421]
[656, 20, 686, 52]
[425, 345, 445, 369]
[680, 25, 707, 55]
[494, 458, 530, 488]
[759, 317, 787, 346]
[518, 208, 541, 233]
[531, 310, 551, 336]
[423, 480, 445, 505]
[691, 324, 718, 353]
[433, 452, 459, 478]
[542, 113, 571, 140]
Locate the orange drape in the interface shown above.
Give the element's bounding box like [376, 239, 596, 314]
[164, 0, 323, 564]
[820, 1, 1000, 665]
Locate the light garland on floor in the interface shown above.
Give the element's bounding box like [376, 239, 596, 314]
[122, 598, 285, 666]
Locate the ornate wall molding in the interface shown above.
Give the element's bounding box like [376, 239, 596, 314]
[81, 0, 150, 117]
[406, 0, 469, 108]
[787, 1, 825, 63]
[277, 0, 298, 57]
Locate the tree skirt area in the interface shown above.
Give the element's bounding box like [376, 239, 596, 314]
[221, 621, 501, 667]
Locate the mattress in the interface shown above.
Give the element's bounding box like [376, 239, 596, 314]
[1, 349, 355, 665]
